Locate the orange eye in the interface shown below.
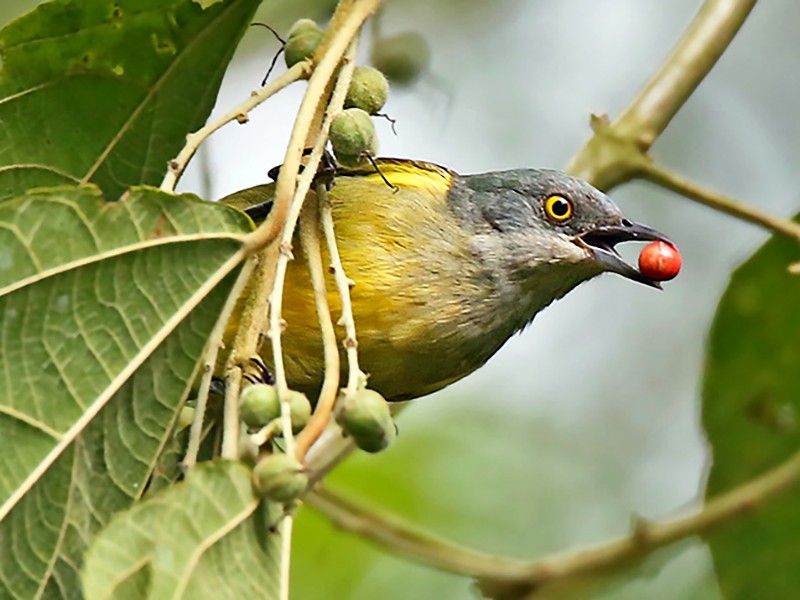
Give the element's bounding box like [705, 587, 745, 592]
[545, 195, 573, 222]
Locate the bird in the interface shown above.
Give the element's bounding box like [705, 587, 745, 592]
[221, 158, 672, 402]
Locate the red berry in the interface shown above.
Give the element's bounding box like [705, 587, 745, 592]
[638, 241, 681, 281]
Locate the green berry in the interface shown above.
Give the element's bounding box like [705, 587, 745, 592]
[284, 389, 312, 434]
[336, 389, 396, 453]
[370, 32, 430, 86]
[329, 108, 378, 167]
[284, 19, 324, 67]
[345, 66, 389, 115]
[252, 453, 308, 502]
[176, 405, 194, 432]
[240, 384, 281, 429]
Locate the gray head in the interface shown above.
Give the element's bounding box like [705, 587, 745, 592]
[451, 168, 671, 309]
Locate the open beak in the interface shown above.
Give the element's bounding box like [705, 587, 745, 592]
[574, 220, 673, 289]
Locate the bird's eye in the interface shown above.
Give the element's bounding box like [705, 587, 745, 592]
[545, 195, 573, 222]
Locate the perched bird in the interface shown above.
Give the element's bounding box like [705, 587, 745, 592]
[222, 158, 672, 401]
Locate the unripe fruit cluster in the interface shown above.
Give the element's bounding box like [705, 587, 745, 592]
[283, 19, 397, 168]
[329, 108, 378, 167]
[239, 383, 311, 434]
[369, 31, 430, 87]
[344, 66, 389, 115]
[336, 388, 396, 453]
[283, 19, 324, 68]
[252, 453, 308, 503]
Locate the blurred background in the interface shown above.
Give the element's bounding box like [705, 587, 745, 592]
[5, 1, 797, 598]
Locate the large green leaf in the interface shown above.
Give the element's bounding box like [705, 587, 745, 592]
[702, 227, 800, 598]
[0, 0, 261, 201]
[81, 461, 279, 600]
[0, 186, 251, 598]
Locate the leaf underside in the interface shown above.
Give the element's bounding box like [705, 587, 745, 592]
[0, 185, 251, 598]
[81, 462, 279, 600]
[702, 222, 800, 598]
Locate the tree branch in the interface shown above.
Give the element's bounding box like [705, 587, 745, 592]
[615, 0, 757, 150]
[640, 162, 800, 243]
[160, 62, 312, 193]
[307, 450, 800, 599]
[566, 0, 757, 190]
[294, 190, 341, 459]
[479, 449, 800, 599]
[305, 485, 528, 579]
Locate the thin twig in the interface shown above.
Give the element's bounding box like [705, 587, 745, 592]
[249, 419, 281, 447]
[479, 449, 800, 599]
[294, 195, 341, 459]
[320, 183, 363, 394]
[186, 256, 253, 466]
[317, 36, 362, 408]
[222, 246, 277, 459]
[221, 363, 244, 460]
[279, 514, 294, 600]
[160, 62, 311, 193]
[304, 427, 356, 484]
[265, 67, 361, 455]
[640, 162, 800, 243]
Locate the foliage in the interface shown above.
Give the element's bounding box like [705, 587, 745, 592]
[0, 0, 261, 597]
[702, 226, 800, 598]
[0, 0, 798, 599]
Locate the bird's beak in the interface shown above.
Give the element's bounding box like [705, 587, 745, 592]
[574, 220, 673, 289]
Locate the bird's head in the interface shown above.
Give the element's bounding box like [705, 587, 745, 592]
[457, 168, 672, 307]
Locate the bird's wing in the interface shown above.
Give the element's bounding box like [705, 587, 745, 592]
[220, 158, 456, 223]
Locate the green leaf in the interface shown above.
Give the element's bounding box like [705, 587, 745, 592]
[0, 0, 261, 201]
[0, 185, 251, 597]
[81, 461, 280, 600]
[702, 227, 800, 598]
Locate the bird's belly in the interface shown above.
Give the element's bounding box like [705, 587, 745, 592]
[280, 260, 494, 401]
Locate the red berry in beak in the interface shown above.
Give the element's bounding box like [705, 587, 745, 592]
[638, 241, 682, 281]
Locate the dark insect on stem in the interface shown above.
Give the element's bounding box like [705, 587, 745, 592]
[267, 150, 338, 192]
[249, 356, 276, 385]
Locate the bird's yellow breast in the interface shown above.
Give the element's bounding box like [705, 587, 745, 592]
[223, 160, 511, 400]
[280, 161, 482, 400]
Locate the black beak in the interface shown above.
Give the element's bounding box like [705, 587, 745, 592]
[574, 220, 674, 289]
